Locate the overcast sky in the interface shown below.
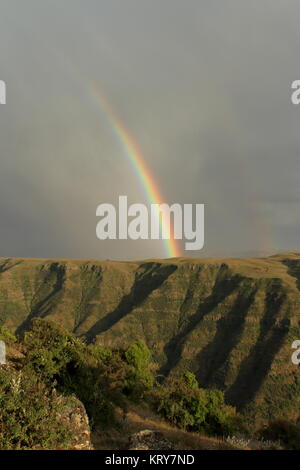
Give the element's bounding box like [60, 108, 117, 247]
[0, 0, 300, 260]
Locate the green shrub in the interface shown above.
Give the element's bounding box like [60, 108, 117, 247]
[0, 326, 16, 344]
[90, 344, 113, 362]
[204, 389, 236, 436]
[22, 319, 115, 428]
[182, 371, 199, 389]
[149, 376, 237, 437]
[123, 340, 154, 396]
[0, 368, 74, 449]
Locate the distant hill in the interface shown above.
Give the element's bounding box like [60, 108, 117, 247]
[0, 253, 300, 423]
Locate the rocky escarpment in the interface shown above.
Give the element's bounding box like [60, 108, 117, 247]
[0, 254, 300, 423]
[59, 396, 93, 450]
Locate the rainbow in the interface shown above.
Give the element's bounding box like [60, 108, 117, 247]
[89, 87, 182, 258]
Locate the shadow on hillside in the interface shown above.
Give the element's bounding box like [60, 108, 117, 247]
[159, 264, 244, 378]
[281, 258, 300, 291]
[85, 263, 177, 343]
[72, 264, 103, 335]
[15, 263, 66, 335]
[0, 258, 22, 274]
[195, 280, 258, 389]
[226, 279, 290, 410]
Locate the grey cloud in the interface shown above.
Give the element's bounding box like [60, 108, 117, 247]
[0, 0, 299, 259]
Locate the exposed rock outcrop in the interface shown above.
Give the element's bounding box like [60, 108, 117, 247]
[129, 430, 173, 450]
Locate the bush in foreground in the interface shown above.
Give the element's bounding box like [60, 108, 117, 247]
[148, 373, 237, 437]
[0, 368, 74, 449]
[4, 319, 296, 449]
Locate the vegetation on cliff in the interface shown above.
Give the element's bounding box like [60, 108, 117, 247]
[0, 318, 299, 450]
[0, 253, 300, 448]
[0, 319, 237, 449]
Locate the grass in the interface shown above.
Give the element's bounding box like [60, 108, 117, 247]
[0, 252, 299, 424]
[91, 402, 240, 450]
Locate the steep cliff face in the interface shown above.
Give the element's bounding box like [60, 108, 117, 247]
[0, 254, 299, 423]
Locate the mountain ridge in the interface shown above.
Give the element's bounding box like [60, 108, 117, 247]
[0, 253, 299, 423]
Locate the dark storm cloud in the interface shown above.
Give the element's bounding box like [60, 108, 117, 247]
[0, 0, 299, 259]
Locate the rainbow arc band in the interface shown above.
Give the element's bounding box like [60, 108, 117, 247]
[91, 87, 182, 258]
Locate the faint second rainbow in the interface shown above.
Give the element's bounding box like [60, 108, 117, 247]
[89, 86, 181, 258]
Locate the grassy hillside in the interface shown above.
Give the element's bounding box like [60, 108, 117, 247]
[0, 254, 300, 424]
